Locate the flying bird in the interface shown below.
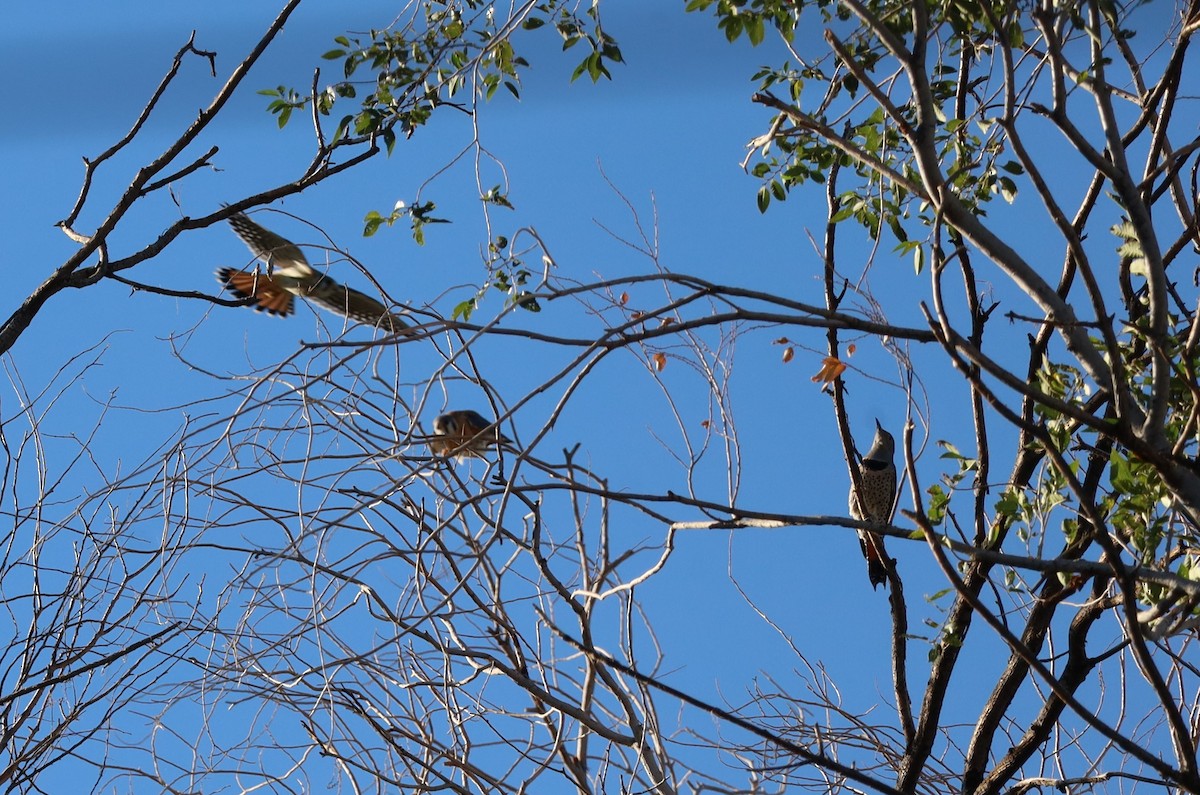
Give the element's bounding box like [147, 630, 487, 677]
[431, 410, 510, 460]
[848, 419, 896, 590]
[217, 211, 410, 334]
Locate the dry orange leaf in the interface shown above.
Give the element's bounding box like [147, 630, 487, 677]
[847, 343, 857, 355]
[653, 352, 668, 371]
[782, 346, 795, 363]
[811, 356, 847, 383]
[619, 291, 629, 305]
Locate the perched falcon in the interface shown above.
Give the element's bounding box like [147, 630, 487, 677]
[217, 211, 411, 334]
[848, 419, 896, 590]
[431, 410, 510, 460]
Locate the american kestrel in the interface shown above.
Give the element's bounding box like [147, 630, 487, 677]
[217, 211, 411, 334]
[848, 419, 896, 590]
[431, 410, 510, 460]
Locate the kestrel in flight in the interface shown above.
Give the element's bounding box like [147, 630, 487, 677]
[217, 211, 411, 334]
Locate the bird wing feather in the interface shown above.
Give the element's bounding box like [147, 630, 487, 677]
[305, 279, 412, 334]
[228, 212, 314, 277]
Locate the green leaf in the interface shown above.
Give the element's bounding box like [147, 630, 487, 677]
[332, 115, 352, 144]
[721, 15, 743, 43]
[587, 52, 608, 81]
[354, 110, 378, 134]
[756, 186, 771, 213]
[746, 15, 765, 46]
[995, 490, 1022, 518]
[364, 217, 384, 237]
[998, 176, 1018, 203]
[452, 299, 476, 321]
[513, 292, 541, 312]
[925, 483, 949, 523]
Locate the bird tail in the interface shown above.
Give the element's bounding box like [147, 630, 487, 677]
[217, 268, 294, 316]
[858, 530, 890, 590]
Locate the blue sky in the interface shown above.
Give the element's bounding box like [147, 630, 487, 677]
[1, 0, 1159, 790]
[0, 0, 970, 713]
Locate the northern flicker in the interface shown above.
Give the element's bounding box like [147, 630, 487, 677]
[848, 419, 896, 590]
[431, 410, 510, 460]
[217, 211, 411, 334]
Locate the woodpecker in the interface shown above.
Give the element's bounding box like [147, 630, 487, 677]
[431, 410, 510, 460]
[217, 211, 411, 334]
[849, 419, 896, 589]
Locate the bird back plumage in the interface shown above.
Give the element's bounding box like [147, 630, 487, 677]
[431, 410, 509, 459]
[849, 421, 897, 590]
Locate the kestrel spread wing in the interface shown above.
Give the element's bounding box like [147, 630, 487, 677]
[304, 279, 410, 333]
[227, 211, 315, 279]
[218, 211, 412, 334]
